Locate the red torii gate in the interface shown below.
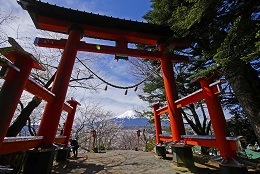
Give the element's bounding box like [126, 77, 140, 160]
[0, 47, 79, 153]
[18, 0, 189, 147]
[0, 0, 246, 173]
[0, 44, 80, 174]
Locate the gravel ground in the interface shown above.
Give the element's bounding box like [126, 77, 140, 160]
[51, 150, 258, 174]
[52, 150, 179, 174]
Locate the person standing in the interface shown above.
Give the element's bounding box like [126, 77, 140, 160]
[70, 139, 79, 157]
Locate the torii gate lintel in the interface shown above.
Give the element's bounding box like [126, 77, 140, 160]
[34, 37, 189, 62]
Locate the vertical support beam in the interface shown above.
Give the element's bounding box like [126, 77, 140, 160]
[158, 42, 185, 142]
[37, 26, 82, 147]
[91, 130, 97, 151]
[200, 78, 236, 158]
[136, 130, 141, 151]
[153, 104, 161, 144]
[0, 58, 33, 149]
[62, 100, 80, 147]
[116, 40, 128, 52]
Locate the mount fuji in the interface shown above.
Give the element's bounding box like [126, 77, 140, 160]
[113, 110, 150, 127]
[116, 110, 139, 119]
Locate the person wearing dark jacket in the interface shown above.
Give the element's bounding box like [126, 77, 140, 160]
[70, 139, 79, 157]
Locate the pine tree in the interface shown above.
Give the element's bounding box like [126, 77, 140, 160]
[143, 0, 260, 142]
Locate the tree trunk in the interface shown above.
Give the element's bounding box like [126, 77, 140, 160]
[224, 59, 260, 143]
[6, 96, 42, 137]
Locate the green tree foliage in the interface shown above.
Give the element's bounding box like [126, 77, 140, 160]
[227, 108, 257, 146]
[144, 0, 260, 142]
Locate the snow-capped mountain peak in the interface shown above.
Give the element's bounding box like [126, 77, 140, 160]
[116, 110, 139, 119]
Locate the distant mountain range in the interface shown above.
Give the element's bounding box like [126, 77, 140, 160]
[112, 110, 149, 127]
[113, 110, 170, 127]
[19, 110, 169, 135]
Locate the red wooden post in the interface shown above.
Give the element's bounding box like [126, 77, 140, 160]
[137, 130, 141, 151]
[37, 27, 82, 147]
[158, 43, 185, 142]
[200, 78, 236, 158]
[62, 100, 80, 147]
[153, 104, 162, 144]
[91, 130, 97, 151]
[0, 53, 34, 148]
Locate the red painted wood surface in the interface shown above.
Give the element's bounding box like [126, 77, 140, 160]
[37, 28, 82, 146]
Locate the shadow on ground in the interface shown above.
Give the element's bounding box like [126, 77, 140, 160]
[52, 157, 106, 174]
[193, 154, 259, 174]
[52, 151, 259, 174]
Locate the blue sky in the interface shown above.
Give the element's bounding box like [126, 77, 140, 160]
[0, 0, 152, 116]
[43, 0, 151, 22]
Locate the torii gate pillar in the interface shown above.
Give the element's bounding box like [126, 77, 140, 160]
[157, 41, 185, 141]
[0, 48, 42, 149]
[22, 26, 83, 174]
[37, 25, 83, 147]
[63, 100, 80, 147]
[157, 41, 195, 169]
[56, 100, 80, 162]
